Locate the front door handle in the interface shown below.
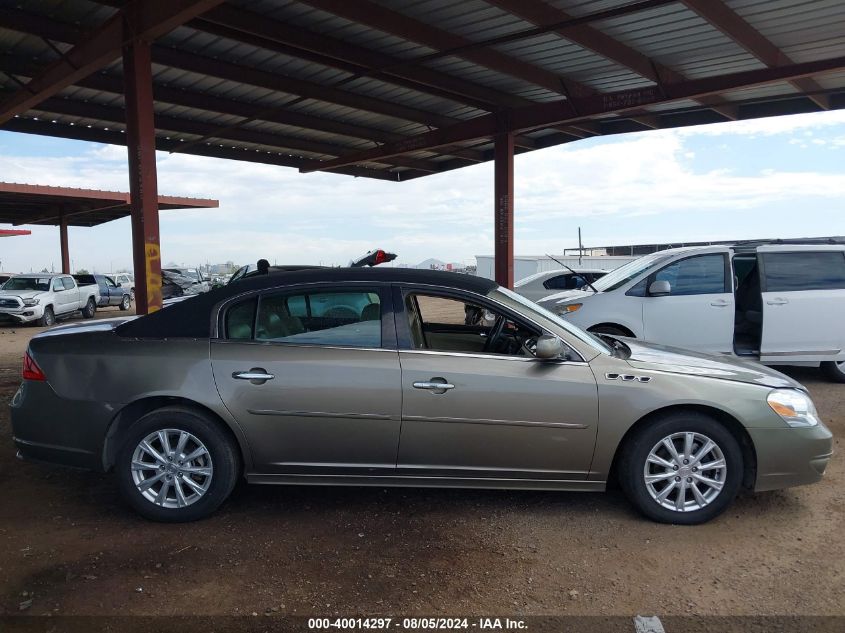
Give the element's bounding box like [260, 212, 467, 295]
[766, 298, 789, 306]
[710, 299, 730, 307]
[233, 368, 275, 384]
[413, 377, 455, 393]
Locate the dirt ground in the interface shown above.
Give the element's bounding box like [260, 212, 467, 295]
[0, 311, 843, 620]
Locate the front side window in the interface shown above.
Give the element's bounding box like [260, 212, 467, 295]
[405, 292, 538, 356]
[52, 278, 64, 292]
[763, 251, 845, 292]
[652, 254, 726, 296]
[61, 277, 75, 290]
[229, 289, 382, 348]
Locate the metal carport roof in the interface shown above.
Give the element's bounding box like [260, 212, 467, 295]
[1, 0, 843, 181]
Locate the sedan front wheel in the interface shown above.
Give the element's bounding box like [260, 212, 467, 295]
[619, 412, 743, 524]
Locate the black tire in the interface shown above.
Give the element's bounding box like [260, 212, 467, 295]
[115, 407, 240, 522]
[37, 306, 55, 327]
[618, 411, 743, 525]
[821, 361, 845, 383]
[588, 325, 630, 337]
[81, 297, 96, 319]
[130, 288, 135, 302]
[119, 294, 131, 311]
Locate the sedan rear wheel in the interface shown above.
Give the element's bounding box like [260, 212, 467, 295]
[619, 412, 742, 524]
[116, 407, 239, 522]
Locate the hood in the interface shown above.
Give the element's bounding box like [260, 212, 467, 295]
[538, 288, 595, 307]
[620, 338, 802, 389]
[0, 289, 46, 299]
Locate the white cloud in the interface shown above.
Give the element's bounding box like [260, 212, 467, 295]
[2, 108, 845, 272]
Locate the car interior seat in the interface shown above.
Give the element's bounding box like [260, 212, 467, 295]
[258, 298, 305, 339]
[360, 303, 380, 321]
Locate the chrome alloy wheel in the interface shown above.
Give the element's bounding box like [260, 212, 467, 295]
[131, 429, 213, 508]
[643, 432, 727, 512]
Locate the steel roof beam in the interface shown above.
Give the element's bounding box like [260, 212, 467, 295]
[0, 0, 224, 125]
[682, 0, 830, 110]
[299, 0, 595, 99]
[486, 0, 741, 121]
[300, 55, 845, 173]
[16, 94, 453, 173]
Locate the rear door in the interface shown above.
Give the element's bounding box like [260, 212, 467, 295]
[210, 284, 402, 475]
[759, 247, 845, 362]
[641, 251, 735, 353]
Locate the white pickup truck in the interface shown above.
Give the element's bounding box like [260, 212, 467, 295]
[0, 273, 99, 326]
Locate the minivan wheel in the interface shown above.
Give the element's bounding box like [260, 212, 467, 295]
[81, 297, 96, 319]
[821, 361, 845, 383]
[119, 294, 131, 311]
[619, 412, 742, 524]
[116, 407, 239, 522]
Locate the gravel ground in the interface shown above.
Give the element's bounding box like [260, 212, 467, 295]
[0, 317, 842, 619]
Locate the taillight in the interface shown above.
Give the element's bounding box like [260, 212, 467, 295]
[374, 249, 387, 265]
[22, 350, 46, 381]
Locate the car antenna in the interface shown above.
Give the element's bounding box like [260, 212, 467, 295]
[544, 254, 598, 293]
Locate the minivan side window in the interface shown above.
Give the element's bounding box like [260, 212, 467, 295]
[763, 252, 845, 292]
[652, 254, 726, 296]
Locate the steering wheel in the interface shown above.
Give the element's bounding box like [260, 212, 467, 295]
[483, 315, 507, 353]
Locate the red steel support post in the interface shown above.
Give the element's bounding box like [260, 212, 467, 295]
[59, 212, 70, 274]
[123, 38, 162, 314]
[494, 132, 515, 288]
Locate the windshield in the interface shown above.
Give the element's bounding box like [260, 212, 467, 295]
[3, 277, 51, 291]
[492, 287, 612, 356]
[591, 253, 672, 292]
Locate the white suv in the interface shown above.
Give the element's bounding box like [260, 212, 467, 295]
[539, 241, 845, 382]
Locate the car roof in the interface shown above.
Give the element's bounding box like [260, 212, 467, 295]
[15, 273, 65, 278]
[117, 267, 498, 339]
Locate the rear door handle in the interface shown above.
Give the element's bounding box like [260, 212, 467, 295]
[233, 369, 275, 383]
[766, 298, 789, 306]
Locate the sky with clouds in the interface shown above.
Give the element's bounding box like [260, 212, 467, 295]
[1, 109, 844, 274]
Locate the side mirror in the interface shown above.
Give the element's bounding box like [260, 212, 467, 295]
[535, 334, 564, 360]
[649, 280, 671, 297]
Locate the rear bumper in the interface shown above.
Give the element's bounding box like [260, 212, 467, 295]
[10, 380, 116, 471]
[750, 422, 834, 492]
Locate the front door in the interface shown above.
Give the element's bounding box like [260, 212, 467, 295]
[210, 285, 402, 474]
[642, 251, 735, 353]
[759, 248, 845, 362]
[396, 290, 599, 480]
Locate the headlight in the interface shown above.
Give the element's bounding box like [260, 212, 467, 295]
[556, 303, 582, 315]
[767, 389, 820, 427]
[22, 298, 39, 306]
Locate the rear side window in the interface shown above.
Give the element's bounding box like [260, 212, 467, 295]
[652, 254, 726, 296]
[763, 252, 845, 292]
[226, 290, 382, 348]
[543, 274, 583, 290]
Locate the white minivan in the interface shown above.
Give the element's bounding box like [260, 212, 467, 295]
[538, 241, 845, 382]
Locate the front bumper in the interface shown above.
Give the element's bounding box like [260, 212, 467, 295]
[750, 422, 834, 492]
[0, 307, 41, 323]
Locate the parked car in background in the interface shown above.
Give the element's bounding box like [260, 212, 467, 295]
[540, 239, 845, 382]
[0, 274, 12, 287]
[514, 268, 608, 303]
[163, 268, 209, 293]
[109, 272, 134, 301]
[12, 268, 831, 524]
[162, 269, 201, 300]
[227, 249, 397, 285]
[0, 273, 99, 326]
[74, 274, 132, 311]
